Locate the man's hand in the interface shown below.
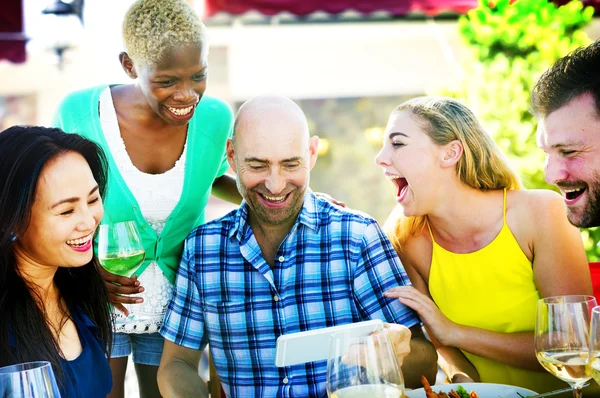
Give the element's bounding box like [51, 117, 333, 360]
[100, 267, 144, 315]
[384, 323, 412, 367]
[341, 323, 411, 368]
[451, 372, 475, 383]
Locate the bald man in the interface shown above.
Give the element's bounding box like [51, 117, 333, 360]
[158, 96, 437, 397]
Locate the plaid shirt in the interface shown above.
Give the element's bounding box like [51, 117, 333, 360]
[160, 191, 419, 397]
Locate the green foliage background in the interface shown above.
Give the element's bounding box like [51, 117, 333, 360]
[434, 0, 600, 259]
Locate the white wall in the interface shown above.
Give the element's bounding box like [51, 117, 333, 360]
[214, 20, 466, 101]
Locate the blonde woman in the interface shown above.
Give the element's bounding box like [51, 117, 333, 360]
[375, 96, 592, 393]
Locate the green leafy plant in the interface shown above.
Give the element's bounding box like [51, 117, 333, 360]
[435, 0, 599, 258]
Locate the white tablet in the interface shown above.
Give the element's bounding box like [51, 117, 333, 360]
[274, 319, 384, 367]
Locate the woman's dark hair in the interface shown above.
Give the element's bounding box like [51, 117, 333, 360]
[0, 126, 112, 385]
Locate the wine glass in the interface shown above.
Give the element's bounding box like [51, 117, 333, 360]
[535, 295, 596, 398]
[97, 221, 146, 324]
[0, 361, 61, 397]
[97, 221, 145, 277]
[588, 306, 600, 385]
[326, 328, 404, 398]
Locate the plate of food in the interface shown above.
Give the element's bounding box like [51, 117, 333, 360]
[404, 377, 537, 398]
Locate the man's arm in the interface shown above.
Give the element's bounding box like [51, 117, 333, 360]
[158, 340, 207, 397]
[401, 326, 438, 388]
[353, 221, 438, 388]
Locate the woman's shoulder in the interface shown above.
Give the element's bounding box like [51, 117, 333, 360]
[402, 228, 433, 271]
[507, 188, 564, 217]
[506, 189, 569, 246]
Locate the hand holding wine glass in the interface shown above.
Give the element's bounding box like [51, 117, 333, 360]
[535, 295, 596, 398]
[98, 221, 146, 320]
[98, 221, 146, 277]
[326, 328, 404, 398]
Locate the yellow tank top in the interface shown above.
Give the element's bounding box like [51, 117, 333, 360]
[428, 189, 564, 393]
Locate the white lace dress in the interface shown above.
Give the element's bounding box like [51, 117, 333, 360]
[99, 87, 186, 334]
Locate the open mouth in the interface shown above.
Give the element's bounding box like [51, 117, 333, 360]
[562, 187, 586, 202]
[164, 103, 197, 119]
[387, 174, 409, 199]
[166, 105, 194, 116]
[258, 192, 291, 204]
[66, 232, 93, 249]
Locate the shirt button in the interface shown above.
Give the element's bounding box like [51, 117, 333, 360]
[278, 256, 285, 262]
[282, 377, 289, 384]
[273, 295, 280, 302]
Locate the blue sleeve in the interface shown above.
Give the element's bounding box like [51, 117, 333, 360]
[160, 236, 208, 350]
[352, 221, 420, 328]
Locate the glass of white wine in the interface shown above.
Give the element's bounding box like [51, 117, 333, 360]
[535, 295, 597, 398]
[326, 328, 404, 398]
[98, 221, 146, 323]
[588, 306, 600, 386]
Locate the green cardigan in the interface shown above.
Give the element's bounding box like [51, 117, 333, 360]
[53, 85, 233, 283]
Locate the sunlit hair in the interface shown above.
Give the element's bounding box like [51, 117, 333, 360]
[385, 96, 522, 253]
[531, 40, 600, 118]
[122, 0, 207, 67]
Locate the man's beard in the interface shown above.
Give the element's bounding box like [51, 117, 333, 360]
[240, 182, 307, 227]
[568, 174, 600, 228]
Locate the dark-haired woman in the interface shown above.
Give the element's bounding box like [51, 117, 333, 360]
[0, 126, 113, 397]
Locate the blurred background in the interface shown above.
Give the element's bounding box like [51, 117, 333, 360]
[1, 0, 600, 254]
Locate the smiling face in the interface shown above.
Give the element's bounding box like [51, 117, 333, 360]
[375, 110, 448, 217]
[228, 98, 319, 228]
[131, 44, 208, 126]
[538, 93, 600, 227]
[14, 152, 104, 271]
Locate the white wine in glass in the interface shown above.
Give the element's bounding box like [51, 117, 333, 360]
[535, 295, 597, 398]
[536, 350, 590, 384]
[588, 306, 600, 385]
[326, 328, 404, 398]
[98, 221, 146, 325]
[97, 221, 145, 278]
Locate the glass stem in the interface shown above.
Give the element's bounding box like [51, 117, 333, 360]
[572, 386, 583, 398]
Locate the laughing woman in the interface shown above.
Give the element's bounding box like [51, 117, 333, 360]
[0, 126, 112, 397]
[52, 0, 242, 396]
[375, 97, 592, 393]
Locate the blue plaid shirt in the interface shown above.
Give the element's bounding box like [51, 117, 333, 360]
[160, 191, 419, 397]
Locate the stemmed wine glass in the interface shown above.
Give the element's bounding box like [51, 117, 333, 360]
[97, 221, 146, 323]
[326, 329, 404, 398]
[0, 361, 61, 397]
[535, 295, 596, 398]
[588, 306, 600, 385]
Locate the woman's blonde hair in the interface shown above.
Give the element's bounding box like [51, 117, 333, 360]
[385, 96, 522, 254]
[122, 0, 207, 67]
